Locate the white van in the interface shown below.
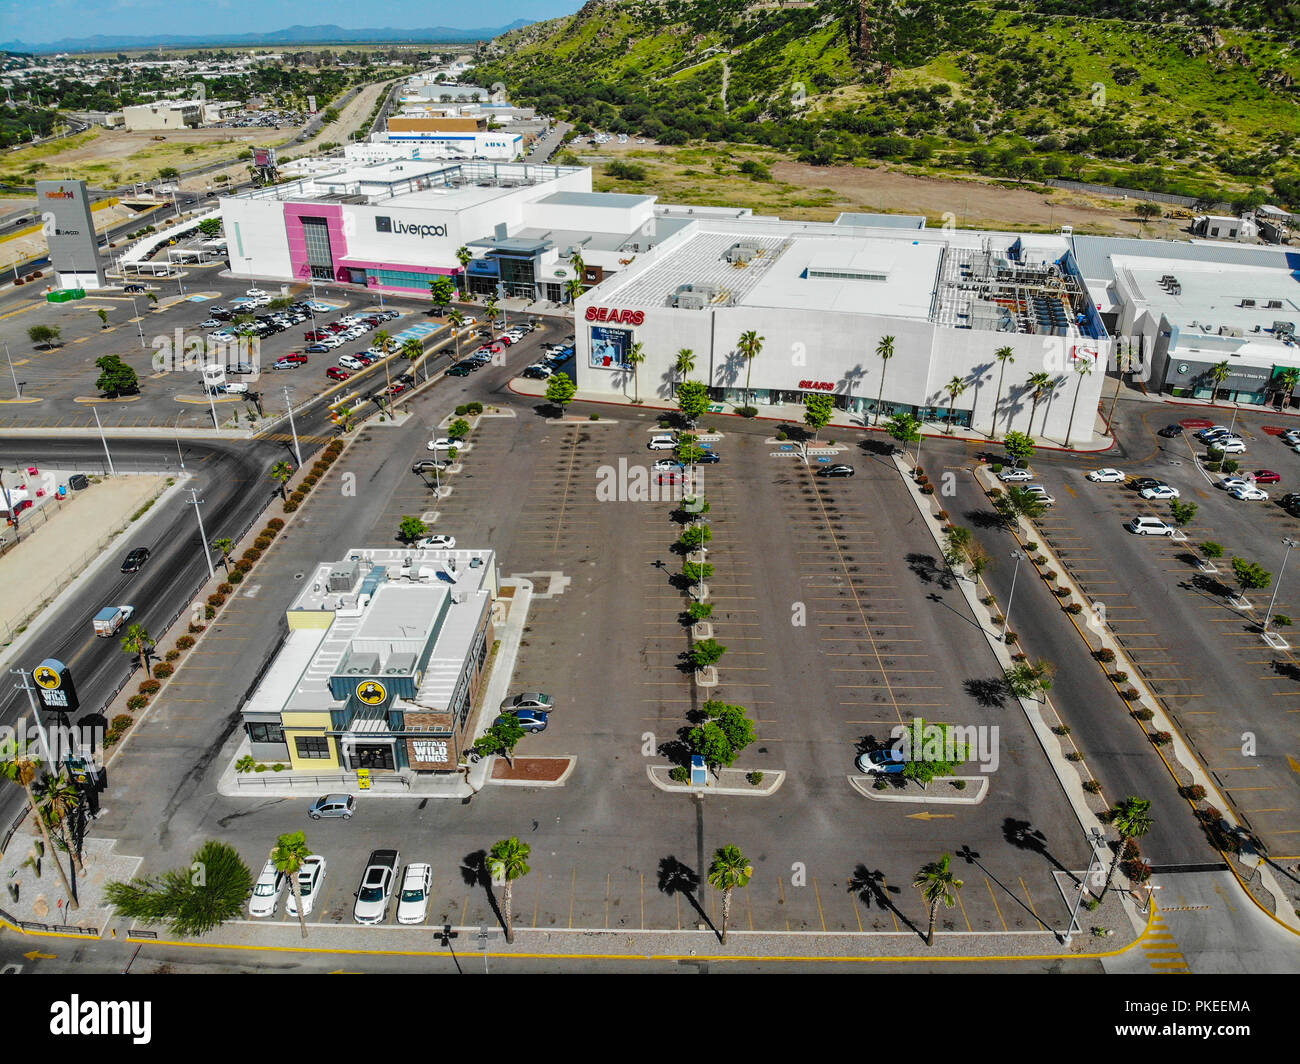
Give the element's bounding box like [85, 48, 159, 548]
[1126, 516, 1175, 536]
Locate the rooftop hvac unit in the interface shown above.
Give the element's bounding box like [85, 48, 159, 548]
[677, 293, 708, 310]
[1275, 321, 1296, 340]
[1241, 298, 1256, 308]
[1267, 300, 1283, 310]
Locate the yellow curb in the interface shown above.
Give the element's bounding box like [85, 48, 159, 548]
[174, 394, 243, 404]
[72, 394, 142, 403]
[0, 397, 42, 404]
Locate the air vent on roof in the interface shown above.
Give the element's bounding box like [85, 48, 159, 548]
[1241, 298, 1256, 308]
[1267, 300, 1283, 310]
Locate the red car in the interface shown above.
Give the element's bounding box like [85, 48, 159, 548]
[385, 382, 408, 397]
[479, 343, 504, 356]
[327, 322, 349, 333]
[1252, 470, 1282, 484]
[326, 367, 351, 381]
[305, 330, 330, 341]
[494, 335, 514, 346]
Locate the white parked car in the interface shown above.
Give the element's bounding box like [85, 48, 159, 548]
[1214, 439, 1247, 454]
[1139, 485, 1180, 500]
[285, 855, 326, 918]
[652, 458, 682, 472]
[396, 863, 433, 925]
[648, 435, 677, 450]
[427, 437, 455, 451]
[1022, 485, 1055, 505]
[416, 535, 456, 549]
[997, 468, 1034, 482]
[338, 355, 364, 371]
[246, 287, 268, 297]
[1229, 485, 1269, 501]
[1126, 516, 1175, 536]
[1087, 468, 1126, 483]
[248, 859, 287, 918]
[1217, 477, 1251, 491]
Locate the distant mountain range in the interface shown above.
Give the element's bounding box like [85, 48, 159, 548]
[1, 22, 535, 55]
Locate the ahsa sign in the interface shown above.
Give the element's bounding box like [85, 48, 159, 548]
[585, 306, 645, 325]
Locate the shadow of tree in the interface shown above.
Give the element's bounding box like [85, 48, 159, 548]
[965, 508, 1006, 530]
[964, 676, 1008, 708]
[1002, 818, 1072, 879]
[847, 863, 920, 935]
[906, 552, 954, 590]
[658, 855, 717, 934]
[657, 738, 692, 766]
[460, 849, 506, 929]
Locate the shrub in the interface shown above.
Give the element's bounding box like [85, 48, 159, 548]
[1065, 751, 1085, 762]
[1222, 459, 1240, 474]
[747, 771, 765, 786]
[207, 593, 226, 607]
[204, 604, 216, 619]
[302, 475, 318, 488]
[981, 595, 997, 607]
[1004, 631, 1018, 644]
[126, 695, 147, 711]
[914, 466, 924, 478]
[261, 525, 279, 540]
[1205, 461, 1222, 473]
[1023, 542, 1038, 552]
[113, 714, 134, 731]
[188, 623, 206, 634]
[936, 510, 949, 521]
[991, 463, 1004, 473]
[1064, 602, 1083, 613]
[138, 679, 161, 695]
[289, 491, 305, 505]
[589, 412, 600, 420]
[267, 518, 285, 531]
[467, 401, 483, 415]
[1150, 730, 1173, 746]
[1121, 687, 1140, 701]
[1200, 541, 1224, 558]
[738, 406, 758, 418]
[669, 765, 689, 783]
[236, 755, 256, 773]
[1095, 648, 1116, 663]
[454, 404, 468, 416]
[1052, 724, 1072, 736]
[228, 569, 245, 585]
[1054, 586, 1072, 598]
[920, 484, 934, 494]
[990, 613, 1006, 625]
[283, 500, 299, 513]
[776, 428, 788, 440]
[165, 649, 180, 662]
[254, 537, 272, 551]
[234, 559, 254, 573]
[153, 662, 174, 679]
[217, 582, 233, 595]
[1111, 671, 1128, 683]
[1041, 570, 1057, 582]
[873, 776, 889, 790]
[254, 763, 268, 772]
[1083, 779, 1103, 794]
[1180, 784, 1207, 801]
[1010, 651, 1028, 662]
[1132, 707, 1155, 721]
[1272, 614, 1293, 627]
[243, 547, 262, 562]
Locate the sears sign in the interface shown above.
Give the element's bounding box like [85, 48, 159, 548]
[585, 306, 645, 325]
[375, 215, 448, 239]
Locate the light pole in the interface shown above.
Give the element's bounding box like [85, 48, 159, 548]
[187, 488, 215, 581]
[91, 405, 115, 475]
[12, 669, 56, 766]
[1001, 550, 1025, 640]
[174, 410, 187, 470]
[1060, 826, 1106, 947]
[284, 387, 303, 468]
[1139, 883, 1163, 916]
[1261, 536, 1297, 637]
[4, 342, 22, 397]
[127, 292, 146, 349]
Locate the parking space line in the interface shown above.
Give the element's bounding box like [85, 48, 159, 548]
[568, 867, 577, 929]
[985, 877, 1009, 931]
[812, 878, 827, 932]
[955, 882, 974, 932]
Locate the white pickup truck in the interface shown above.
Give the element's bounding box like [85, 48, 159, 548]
[92, 604, 135, 637]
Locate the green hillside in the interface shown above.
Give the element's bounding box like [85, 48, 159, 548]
[475, 0, 1300, 209]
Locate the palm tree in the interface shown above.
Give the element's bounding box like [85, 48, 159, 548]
[992, 345, 1015, 436]
[270, 460, 293, 499]
[913, 853, 963, 947]
[1064, 357, 1093, 447]
[627, 341, 645, 402]
[374, 329, 392, 359]
[483, 298, 500, 335]
[563, 278, 584, 305]
[874, 335, 895, 425]
[447, 308, 466, 361]
[455, 245, 472, 297]
[401, 336, 422, 365]
[1208, 360, 1231, 402]
[707, 844, 752, 945]
[212, 537, 235, 572]
[0, 755, 76, 909]
[945, 375, 967, 434]
[272, 830, 312, 939]
[1026, 372, 1054, 439]
[121, 622, 155, 678]
[673, 348, 695, 397]
[569, 250, 586, 281]
[488, 836, 531, 944]
[1273, 367, 1300, 410]
[1101, 796, 1153, 899]
[34, 772, 84, 874]
[736, 330, 764, 409]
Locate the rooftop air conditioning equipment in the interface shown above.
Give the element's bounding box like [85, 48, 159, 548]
[1241, 298, 1256, 308]
[1267, 300, 1284, 310]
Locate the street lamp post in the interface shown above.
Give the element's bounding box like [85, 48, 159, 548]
[187, 488, 215, 581]
[1139, 883, 1163, 916]
[4, 342, 22, 397]
[12, 669, 55, 767]
[1261, 536, 1297, 638]
[1001, 551, 1025, 640]
[284, 387, 303, 468]
[1060, 826, 1106, 947]
[91, 405, 115, 475]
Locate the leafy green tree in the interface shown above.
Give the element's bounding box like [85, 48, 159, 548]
[475, 714, 525, 767]
[0, 753, 76, 907]
[626, 340, 645, 402]
[95, 355, 138, 397]
[873, 335, 895, 425]
[104, 839, 252, 936]
[1003, 430, 1035, 467]
[488, 837, 531, 943]
[270, 460, 294, 499]
[197, 217, 222, 237]
[1231, 557, 1272, 595]
[673, 348, 695, 396]
[678, 524, 712, 551]
[885, 412, 921, 453]
[448, 418, 471, 440]
[1003, 658, 1056, 702]
[901, 720, 969, 786]
[1169, 500, 1197, 526]
[545, 373, 577, 413]
[271, 831, 312, 938]
[428, 274, 456, 314]
[1102, 797, 1153, 898]
[683, 560, 714, 584]
[914, 854, 963, 947]
[28, 324, 60, 348]
[121, 622, 155, 678]
[803, 392, 834, 438]
[212, 537, 235, 571]
[676, 379, 711, 424]
[702, 700, 756, 759]
[708, 845, 752, 945]
[992, 345, 1015, 436]
[675, 436, 706, 468]
[1135, 200, 1161, 221]
[689, 638, 727, 669]
[994, 486, 1047, 525]
[399, 515, 428, 543]
[737, 329, 764, 408]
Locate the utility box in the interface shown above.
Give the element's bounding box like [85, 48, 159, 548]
[68, 473, 89, 491]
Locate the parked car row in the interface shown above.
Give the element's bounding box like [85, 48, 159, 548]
[249, 843, 434, 925]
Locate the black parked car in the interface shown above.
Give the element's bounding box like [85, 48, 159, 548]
[816, 464, 855, 478]
[1131, 477, 1163, 492]
[121, 546, 151, 573]
[1157, 423, 1184, 438]
[695, 451, 722, 464]
[446, 364, 474, 377]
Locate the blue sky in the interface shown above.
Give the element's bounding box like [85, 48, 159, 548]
[7, 1, 577, 45]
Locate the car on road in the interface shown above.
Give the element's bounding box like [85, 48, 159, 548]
[997, 468, 1034, 482]
[446, 364, 474, 377]
[647, 435, 678, 450]
[1139, 484, 1180, 500]
[1126, 516, 1176, 536]
[458, 315, 478, 327]
[285, 855, 326, 917]
[1215, 439, 1247, 454]
[1130, 477, 1164, 493]
[248, 859, 287, 918]
[385, 382, 408, 398]
[1252, 469, 1282, 484]
[352, 849, 400, 924]
[396, 863, 433, 925]
[427, 438, 455, 451]
[411, 460, 448, 475]
[1280, 492, 1300, 511]
[1157, 424, 1184, 438]
[1229, 485, 1270, 501]
[415, 535, 456, 549]
[308, 793, 355, 820]
[304, 343, 331, 354]
[124, 283, 146, 293]
[120, 546, 151, 573]
[501, 692, 554, 713]
[1087, 468, 1126, 483]
[325, 368, 351, 381]
[497, 709, 549, 733]
[816, 464, 855, 478]
[246, 287, 268, 297]
[855, 746, 906, 775]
